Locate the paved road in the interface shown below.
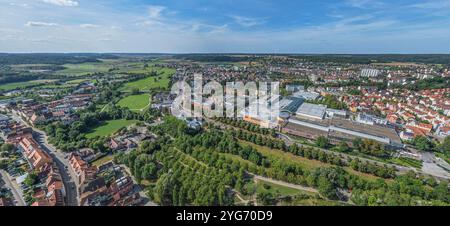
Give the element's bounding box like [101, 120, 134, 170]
[33, 131, 79, 205]
[0, 170, 25, 206]
[120, 164, 158, 206]
[421, 152, 450, 179]
[10, 111, 80, 205]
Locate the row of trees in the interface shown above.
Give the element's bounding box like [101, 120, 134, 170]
[135, 117, 449, 205]
[175, 130, 267, 166]
[114, 134, 238, 206]
[214, 117, 277, 137]
[306, 94, 347, 110]
[229, 127, 396, 179]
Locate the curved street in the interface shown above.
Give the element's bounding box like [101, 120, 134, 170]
[33, 130, 79, 206]
[0, 170, 25, 206]
[10, 111, 80, 205]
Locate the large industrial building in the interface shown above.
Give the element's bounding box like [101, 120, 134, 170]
[280, 102, 403, 149]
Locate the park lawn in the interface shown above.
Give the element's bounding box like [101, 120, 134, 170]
[116, 94, 151, 111]
[221, 152, 256, 166]
[390, 157, 423, 169]
[56, 63, 113, 76]
[65, 79, 89, 84]
[85, 119, 138, 138]
[255, 179, 314, 196]
[92, 155, 114, 167]
[289, 198, 347, 206]
[0, 79, 59, 91]
[239, 140, 387, 182]
[239, 140, 330, 170]
[121, 67, 175, 91]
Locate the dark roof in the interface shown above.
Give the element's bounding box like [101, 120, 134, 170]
[80, 177, 106, 194]
[281, 97, 304, 113]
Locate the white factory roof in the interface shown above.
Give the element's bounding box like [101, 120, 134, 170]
[292, 91, 320, 100]
[296, 103, 327, 119]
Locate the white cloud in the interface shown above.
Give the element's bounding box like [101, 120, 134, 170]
[411, 0, 450, 9]
[9, 3, 29, 8]
[230, 15, 265, 27]
[80, 23, 99, 28]
[148, 5, 166, 19]
[345, 0, 384, 9]
[42, 0, 79, 7]
[25, 21, 59, 27]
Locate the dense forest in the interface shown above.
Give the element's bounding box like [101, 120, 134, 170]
[290, 54, 450, 65]
[0, 53, 117, 65]
[173, 54, 258, 62]
[113, 117, 450, 206]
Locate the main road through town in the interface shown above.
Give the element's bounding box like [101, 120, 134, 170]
[10, 111, 80, 205]
[0, 170, 25, 206]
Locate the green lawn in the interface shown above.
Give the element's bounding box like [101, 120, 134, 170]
[85, 119, 138, 138]
[0, 79, 59, 91]
[239, 140, 329, 170]
[239, 140, 385, 182]
[91, 155, 114, 167]
[116, 94, 151, 111]
[391, 157, 423, 169]
[56, 63, 113, 76]
[121, 67, 175, 91]
[256, 179, 313, 196]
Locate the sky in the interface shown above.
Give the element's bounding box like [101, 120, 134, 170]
[1, 0, 450, 53]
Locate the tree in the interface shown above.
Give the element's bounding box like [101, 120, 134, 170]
[0, 160, 7, 170]
[131, 88, 140, 95]
[316, 136, 329, 149]
[413, 136, 434, 152]
[24, 172, 38, 187]
[257, 191, 274, 205]
[0, 143, 15, 153]
[336, 142, 350, 153]
[352, 138, 363, 151]
[142, 163, 158, 180]
[440, 136, 450, 154]
[317, 175, 337, 200]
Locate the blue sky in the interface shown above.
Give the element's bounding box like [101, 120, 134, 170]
[1, 0, 450, 53]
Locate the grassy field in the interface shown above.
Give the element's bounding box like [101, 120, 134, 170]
[239, 140, 329, 170]
[116, 94, 151, 111]
[121, 67, 175, 91]
[239, 140, 385, 182]
[56, 63, 113, 76]
[255, 179, 313, 196]
[436, 152, 450, 165]
[391, 157, 423, 169]
[65, 79, 89, 84]
[91, 155, 114, 167]
[85, 119, 138, 138]
[0, 79, 59, 91]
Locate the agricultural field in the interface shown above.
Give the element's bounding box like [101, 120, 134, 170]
[85, 119, 138, 138]
[121, 67, 175, 91]
[0, 79, 59, 91]
[116, 94, 151, 112]
[55, 62, 113, 76]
